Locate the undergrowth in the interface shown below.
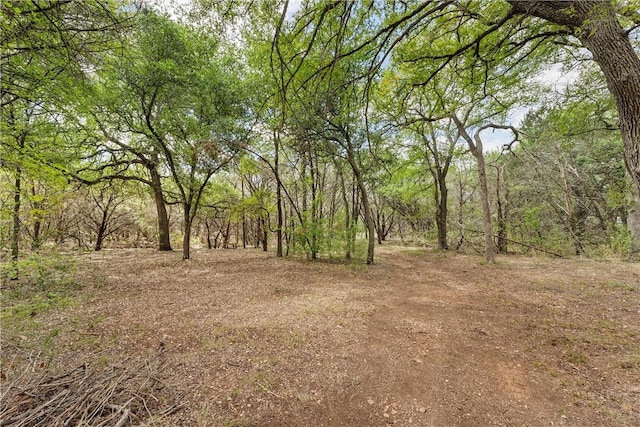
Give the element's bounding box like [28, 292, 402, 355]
[1, 253, 80, 343]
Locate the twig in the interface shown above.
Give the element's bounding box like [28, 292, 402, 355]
[256, 382, 286, 400]
[113, 408, 131, 427]
[0, 351, 40, 402]
[0, 348, 184, 426]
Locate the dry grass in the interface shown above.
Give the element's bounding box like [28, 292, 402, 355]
[1, 245, 639, 426]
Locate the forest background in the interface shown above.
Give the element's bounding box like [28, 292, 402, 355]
[2, 0, 640, 270]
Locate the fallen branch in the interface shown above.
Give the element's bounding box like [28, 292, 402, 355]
[0, 348, 184, 426]
[256, 382, 285, 400]
[492, 234, 564, 258]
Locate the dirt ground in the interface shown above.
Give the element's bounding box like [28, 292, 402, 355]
[2, 244, 640, 426]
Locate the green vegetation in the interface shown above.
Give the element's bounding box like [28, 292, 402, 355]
[1, 0, 639, 266]
[1, 254, 79, 351]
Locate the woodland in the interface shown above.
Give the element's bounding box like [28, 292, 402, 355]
[1, 1, 640, 426]
[1, 0, 640, 267]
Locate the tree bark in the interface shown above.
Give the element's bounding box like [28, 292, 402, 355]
[453, 116, 496, 263]
[508, 0, 640, 260]
[205, 219, 212, 249]
[182, 204, 192, 260]
[31, 184, 42, 251]
[262, 217, 268, 252]
[346, 146, 375, 264]
[335, 162, 352, 260]
[149, 164, 172, 251]
[435, 173, 449, 250]
[495, 164, 509, 254]
[474, 150, 496, 263]
[11, 167, 21, 279]
[275, 131, 283, 257]
[629, 191, 640, 260]
[95, 210, 108, 251]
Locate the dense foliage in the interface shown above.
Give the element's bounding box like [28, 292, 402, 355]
[1, 0, 639, 270]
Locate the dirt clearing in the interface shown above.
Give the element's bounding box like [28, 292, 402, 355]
[2, 245, 639, 426]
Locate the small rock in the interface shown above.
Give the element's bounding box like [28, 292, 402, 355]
[383, 413, 390, 418]
[367, 398, 375, 405]
[418, 407, 427, 413]
[412, 358, 423, 364]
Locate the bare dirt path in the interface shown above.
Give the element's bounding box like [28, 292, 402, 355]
[3, 245, 639, 426]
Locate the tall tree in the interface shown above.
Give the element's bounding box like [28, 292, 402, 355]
[506, 0, 640, 259]
[77, 11, 246, 258]
[276, 0, 640, 259]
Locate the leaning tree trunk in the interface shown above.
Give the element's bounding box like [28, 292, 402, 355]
[149, 165, 172, 251]
[346, 147, 375, 265]
[509, 0, 640, 260]
[453, 116, 496, 263]
[580, 16, 640, 260]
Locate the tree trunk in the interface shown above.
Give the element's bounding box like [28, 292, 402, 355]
[495, 164, 509, 254]
[509, 0, 640, 260]
[182, 205, 192, 260]
[474, 151, 496, 263]
[149, 165, 172, 251]
[205, 220, 212, 249]
[309, 151, 318, 260]
[275, 131, 283, 257]
[376, 210, 383, 245]
[95, 209, 108, 251]
[346, 148, 375, 265]
[453, 116, 496, 263]
[629, 191, 640, 260]
[241, 179, 247, 249]
[435, 173, 449, 250]
[31, 184, 42, 251]
[350, 180, 359, 258]
[262, 217, 268, 252]
[10, 167, 21, 279]
[11, 171, 21, 262]
[336, 163, 352, 260]
[455, 176, 466, 251]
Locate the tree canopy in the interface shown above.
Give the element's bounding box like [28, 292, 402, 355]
[1, 0, 639, 264]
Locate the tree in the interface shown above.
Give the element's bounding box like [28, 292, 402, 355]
[376, 74, 467, 250]
[506, 1, 640, 259]
[506, 73, 630, 256]
[77, 11, 245, 259]
[0, 98, 70, 276]
[81, 185, 133, 251]
[276, 0, 640, 259]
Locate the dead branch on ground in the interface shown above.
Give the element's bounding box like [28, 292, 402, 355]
[0, 347, 185, 426]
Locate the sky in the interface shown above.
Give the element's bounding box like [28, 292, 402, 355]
[286, 0, 303, 20]
[484, 63, 580, 152]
